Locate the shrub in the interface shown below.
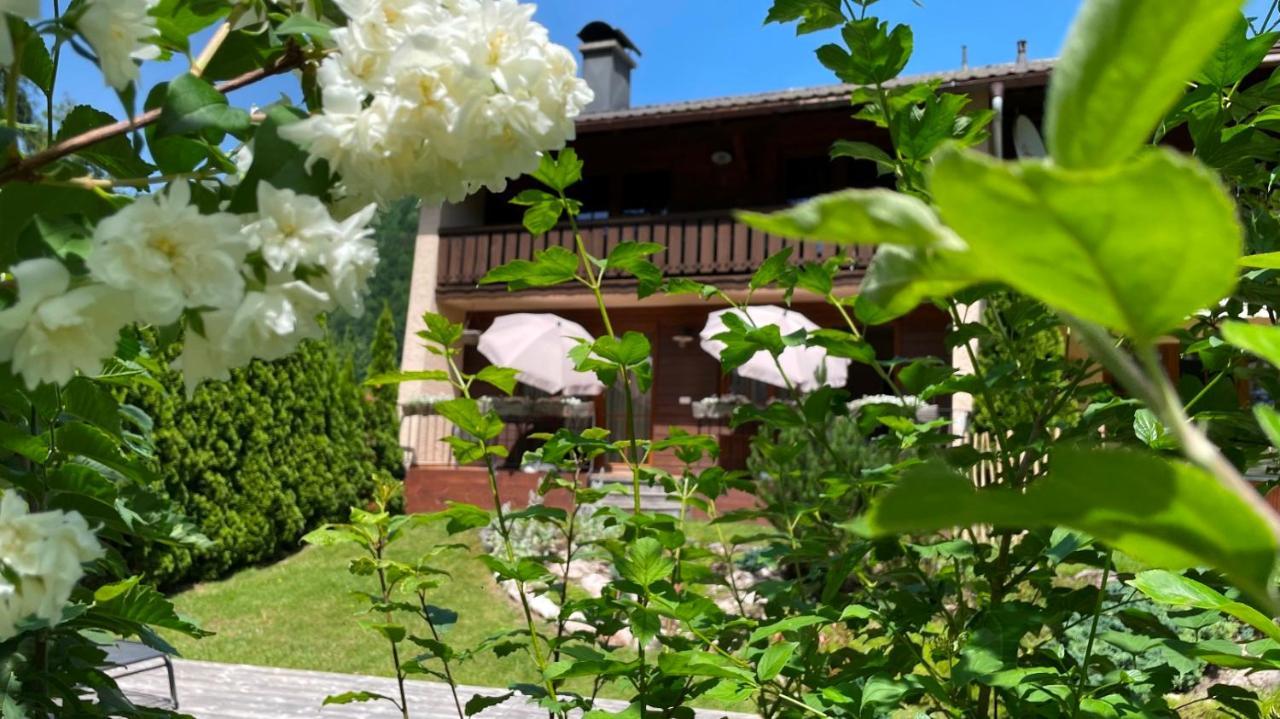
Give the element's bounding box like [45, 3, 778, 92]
[125, 334, 393, 587]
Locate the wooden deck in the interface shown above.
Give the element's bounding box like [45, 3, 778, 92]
[115, 659, 756, 718]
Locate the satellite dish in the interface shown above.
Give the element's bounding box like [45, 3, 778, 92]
[1013, 115, 1046, 159]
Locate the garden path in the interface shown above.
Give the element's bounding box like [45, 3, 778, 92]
[115, 659, 758, 718]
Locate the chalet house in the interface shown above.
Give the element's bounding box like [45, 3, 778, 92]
[396, 23, 1054, 511]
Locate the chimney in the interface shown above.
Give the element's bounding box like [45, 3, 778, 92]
[1015, 39, 1028, 70]
[578, 21, 641, 114]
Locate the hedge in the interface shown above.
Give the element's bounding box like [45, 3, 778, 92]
[125, 330, 399, 587]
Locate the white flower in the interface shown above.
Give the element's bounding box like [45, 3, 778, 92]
[0, 490, 103, 641]
[0, 0, 40, 66]
[318, 203, 378, 317]
[87, 182, 247, 326]
[76, 0, 161, 91]
[242, 183, 335, 273]
[281, 0, 592, 205]
[0, 259, 132, 390]
[174, 281, 330, 397]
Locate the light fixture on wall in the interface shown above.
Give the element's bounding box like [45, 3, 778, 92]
[461, 329, 481, 346]
[672, 333, 695, 349]
[710, 150, 734, 167]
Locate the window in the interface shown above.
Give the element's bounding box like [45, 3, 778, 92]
[620, 171, 671, 217]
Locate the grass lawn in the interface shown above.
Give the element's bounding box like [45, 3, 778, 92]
[165, 522, 542, 689]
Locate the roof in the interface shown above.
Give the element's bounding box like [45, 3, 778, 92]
[577, 57, 1056, 132]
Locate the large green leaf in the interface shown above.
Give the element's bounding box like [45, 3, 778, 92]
[1128, 570, 1280, 643]
[156, 73, 251, 139]
[816, 18, 912, 85]
[1222, 322, 1280, 369]
[858, 448, 1279, 603]
[621, 537, 674, 589]
[931, 148, 1240, 343]
[854, 244, 977, 325]
[737, 189, 962, 248]
[478, 246, 580, 290]
[87, 576, 209, 639]
[1046, 0, 1244, 169]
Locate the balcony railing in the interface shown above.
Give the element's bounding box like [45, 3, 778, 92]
[436, 210, 875, 291]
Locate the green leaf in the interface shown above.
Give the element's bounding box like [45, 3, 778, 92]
[364, 370, 451, 387]
[931, 148, 1241, 343]
[475, 366, 519, 395]
[817, 18, 912, 85]
[1046, 0, 1244, 169]
[432, 503, 492, 535]
[478, 246, 579, 290]
[1128, 570, 1280, 643]
[765, 0, 845, 35]
[419, 312, 465, 349]
[830, 139, 893, 171]
[0, 423, 49, 463]
[156, 73, 251, 139]
[592, 332, 651, 368]
[1242, 252, 1280, 269]
[1254, 404, 1280, 449]
[1223, 322, 1280, 369]
[855, 244, 976, 325]
[603, 242, 665, 272]
[520, 200, 564, 235]
[10, 20, 52, 94]
[621, 537, 674, 589]
[229, 105, 330, 212]
[56, 106, 155, 179]
[737, 189, 961, 249]
[89, 576, 209, 639]
[275, 13, 334, 42]
[750, 247, 795, 290]
[756, 641, 797, 681]
[322, 691, 396, 706]
[749, 614, 828, 643]
[858, 448, 1279, 604]
[434, 399, 503, 441]
[62, 377, 122, 437]
[465, 692, 514, 716]
[1196, 16, 1279, 90]
[531, 149, 583, 193]
[657, 651, 756, 683]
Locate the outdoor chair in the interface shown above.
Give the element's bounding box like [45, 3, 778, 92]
[102, 640, 178, 710]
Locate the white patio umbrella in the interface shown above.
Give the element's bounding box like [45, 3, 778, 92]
[699, 306, 850, 392]
[477, 313, 604, 396]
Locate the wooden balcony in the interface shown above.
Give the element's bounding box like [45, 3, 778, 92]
[436, 211, 874, 293]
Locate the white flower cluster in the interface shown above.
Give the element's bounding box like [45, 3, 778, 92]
[0, 491, 104, 641]
[75, 0, 161, 91]
[0, 181, 378, 396]
[281, 0, 593, 205]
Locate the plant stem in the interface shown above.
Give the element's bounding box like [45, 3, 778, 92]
[443, 352, 565, 717]
[418, 592, 465, 719]
[374, 540, 410, 719]
[1071, 550, 1112, 718]
[190, 6, 246, 78]
[47, 0, 62, 144]
[44, 170, 219, 189]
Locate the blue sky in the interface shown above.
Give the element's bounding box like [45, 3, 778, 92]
[43, 0, 1279, 120]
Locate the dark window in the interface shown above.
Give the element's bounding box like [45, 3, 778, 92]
[577, 174, 611, 221]
[621, 171, 671, 217]
[783, 156, 832, 204]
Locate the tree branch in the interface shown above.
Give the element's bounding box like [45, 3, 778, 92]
[0, 44, 305, 187]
